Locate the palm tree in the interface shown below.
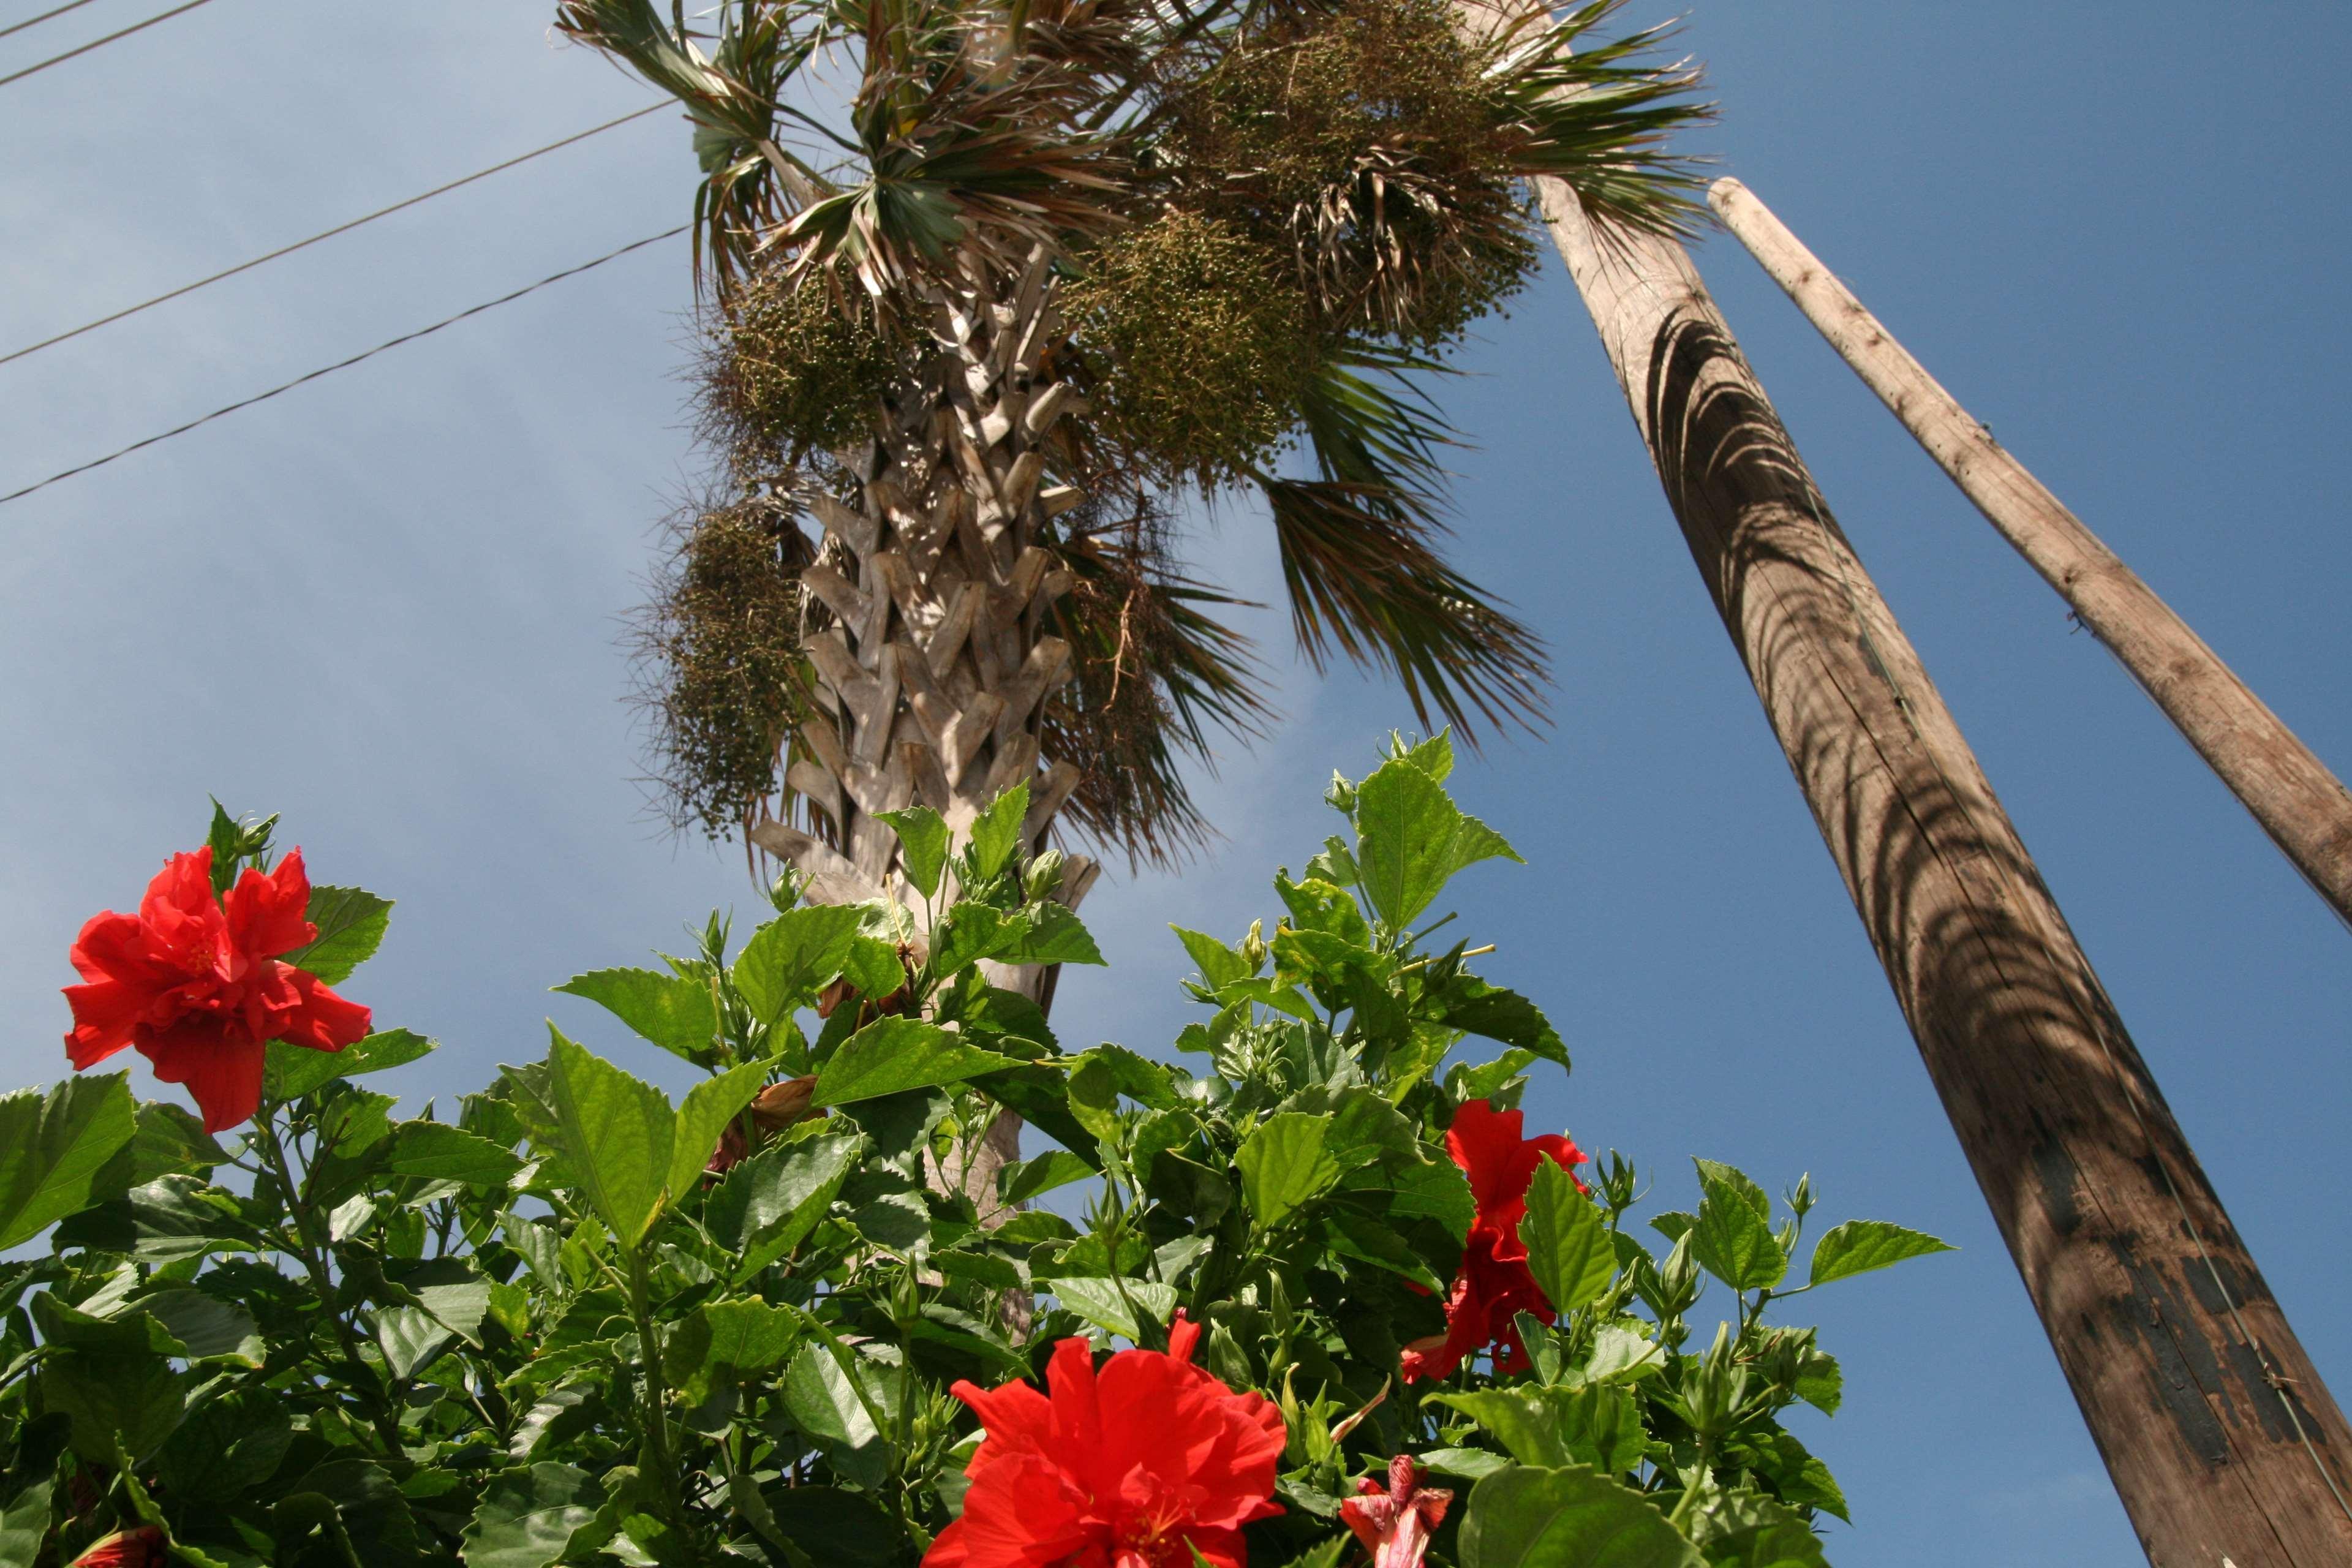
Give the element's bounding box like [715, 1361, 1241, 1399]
[555, 0, 1703, 1197]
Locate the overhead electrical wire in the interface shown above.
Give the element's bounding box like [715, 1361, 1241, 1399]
[0, 0, 102, 43]
[0, 100, 668, 367]
[0, 225, 688, 509]
[0, 0, 216, 89]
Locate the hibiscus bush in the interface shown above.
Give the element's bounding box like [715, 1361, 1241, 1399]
[0, 739, 1950, 1568]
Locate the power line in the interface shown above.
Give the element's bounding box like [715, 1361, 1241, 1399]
[0, 0, 216, 89]
[1, 102, 668, 367]
[0, 0, 101, 43]
[0, 225, 688, 508]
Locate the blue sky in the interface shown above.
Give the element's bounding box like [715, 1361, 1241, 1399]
[3, 4, 2346, 1562]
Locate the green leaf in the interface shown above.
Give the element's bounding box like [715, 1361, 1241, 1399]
[1793, 1351, 1842, 1415]
[1237, 1112, 1341, 1231]
[1688, 1166, 1785, 1293]
[1521, 1159, 1616, 1314]
[734, 905, 865, 1022]
[668, 1060, 768, 1200]
[1555, 1385, 1648, 1475]
[839, 935, 910, 1000]
[1459, 1464, 1703, 1568]
[995, 902, 1104, 966]
[265, 1028, 434, 1101]
[1692, 1160, 1769, 1220]
[1047, 1278, 1177, 1341]
[1352, 758, 1520, 927]
[1440, 981, 1568, 1069]
[1427, 1390, 1575, 1468]
[1273, 873, 1371, 947]
[54, 1174, 255, 1262]
[699, 1298, 797, 1376]
[1806, 1220, 1954, 1286]
[554, 969, 719, 1065]
[274, 1458, 417, 1565]
[543, 1028, 674, 1246]
[933, 1250, 1025, 1292]
[374, 1306, 455, 1379]
[1687, 1493, 1830, 1568]
[1001, 1150, 1095, 1206]
[1378, 1155, 1477, 1242]
[782, 1343, 880, 1450]
[930, 903, 1011, 975]
[813, 1017, 1014, 1107]
[1400, 730, 1455, 781]
[1, 1476, 55, 1567]
[1305, 834, 1360, 888]
[384, 1122, 524, 1188]
[0, 1073, 137, 1250]
[707, 1131, 862, 1277]
[967, 783, 1030, 881]
[1172, 927, 1250, 990]
[136, 1288, 261, 1364]
[115, 1101, 225, 1186]
[763, 1487, 909, 1568]
[282, 884, 391, 985]
[1582, 1325, 1665, 1385]
[32, 1298, 185, 1463]
[877, 807, 951, 898]
[461, 1463, 606, 1568]
[1421, 1448, 1513, 1483]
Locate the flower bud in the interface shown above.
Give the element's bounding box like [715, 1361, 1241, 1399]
[1023, 848, 1067, 902]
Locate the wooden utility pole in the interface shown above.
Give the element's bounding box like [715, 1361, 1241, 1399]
[1515, 170, 2352, 1564]
[1708, 176, 2352, 929]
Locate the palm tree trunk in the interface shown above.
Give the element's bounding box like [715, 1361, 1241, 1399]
[1526, 172, 2352, 1564]
[747, 246, 1099, 1213]
[1708, 176, 2352, 930]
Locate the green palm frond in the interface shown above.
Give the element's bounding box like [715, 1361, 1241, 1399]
[555, 0, 837, 294]
[1482, 0, 1712, 238]
[1045, 492, 1275, 864]
[1259, 347, 1547, 738]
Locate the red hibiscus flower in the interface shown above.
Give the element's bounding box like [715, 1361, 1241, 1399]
[927, 1312, 1286, 1568]
[1340, 1455, 1452, 1568]
[69, 1528, 170, 1567]
[1399, 1098, 1586, 1384]
[63, 847, 372, 1133]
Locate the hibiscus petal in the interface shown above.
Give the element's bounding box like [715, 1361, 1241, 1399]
[227, 848, 317, 960]
[137, 851, 227, 973]
[62, 980, 145, 1069]
[272, 966, 372, 1053]
[141, 1027, 266, 1133]
[937, 1452, 1095, 1568]
[951, 1373, 1057, 1466]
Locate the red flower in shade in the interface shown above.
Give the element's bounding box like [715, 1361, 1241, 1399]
[63, 848, 372, 1133]
[69, 1528, 170, 1567]
[927, 1313, 1286, 1568]
[1340, 1456, 1452, 1568]
[1399, 1099, 1586, 1384]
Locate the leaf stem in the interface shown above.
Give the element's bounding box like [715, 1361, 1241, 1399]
[250, 1105, 407, 1455]
[624, 1242, 703, 1563]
